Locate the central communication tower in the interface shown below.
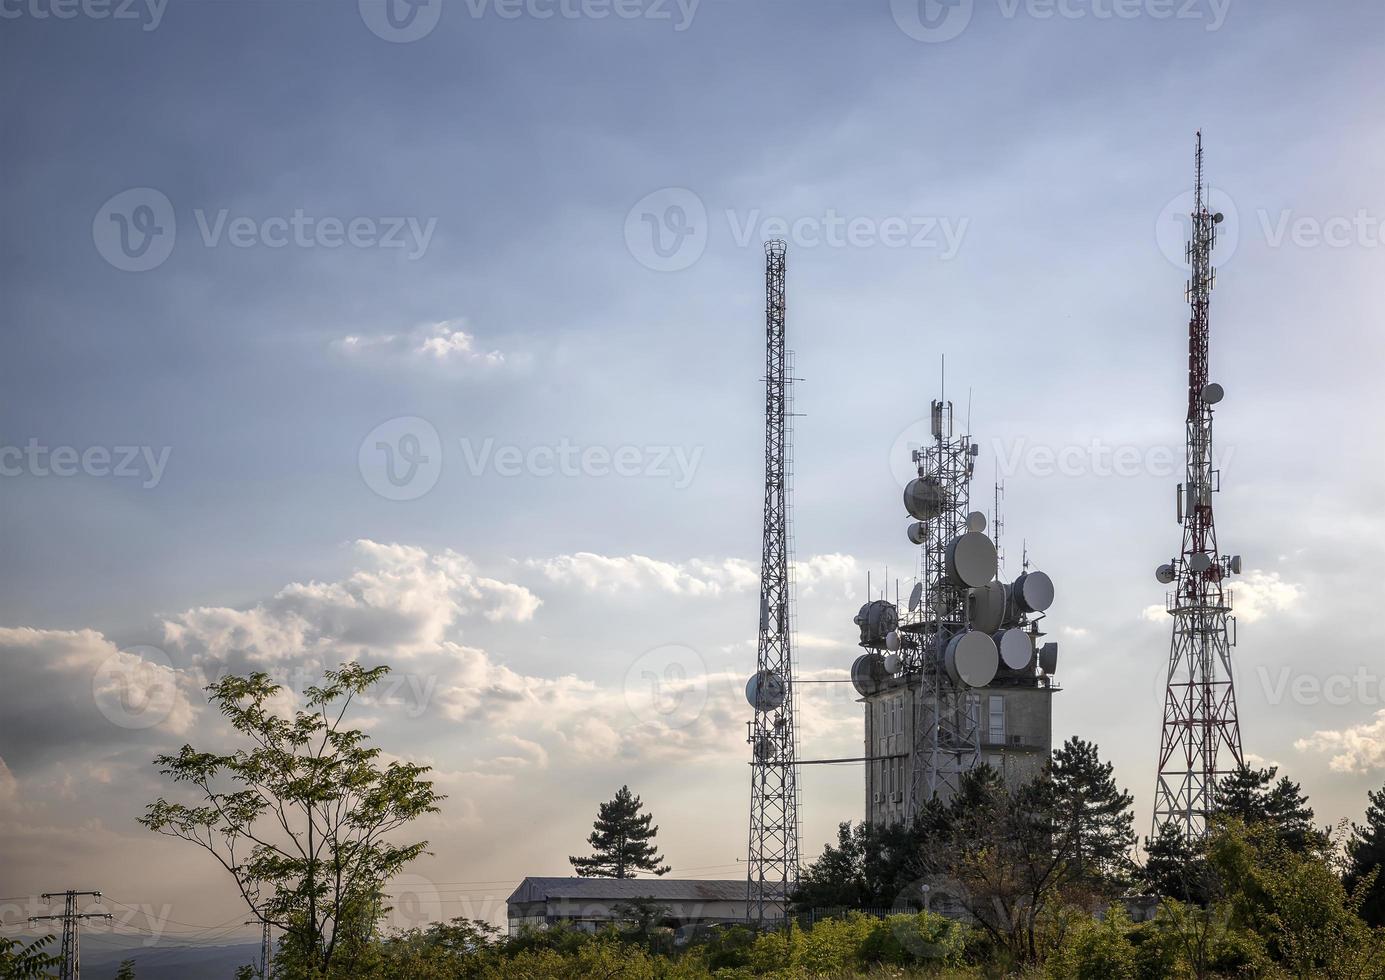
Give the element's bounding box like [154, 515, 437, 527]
[1152, 132, 1245, 839]
[904, 398, 983, 803]
[745, 239, 800, 924]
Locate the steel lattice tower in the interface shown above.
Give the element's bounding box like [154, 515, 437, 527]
[903, 398, 982, 808]
[1152, 133, 1244, 840]
[29, 890, 111, 980]
[746, 239, 800, 924]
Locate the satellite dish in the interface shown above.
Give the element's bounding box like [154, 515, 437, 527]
[966, 511, 987, 533]
[907, 582, 923, 613]
[968, 580, 1007, 634]
[1156, 563, 1176, 585]
[883, 652, 902, 674]
[753, 735, 777, 761]
[850, 653, 888, 697]
[745, 670, 787, 711]
[995, 628, 1033, 671]
[907, 522, 927, 546]
[885, 631, 901, 652]
[1012, 570, 1054, 613]
[944, 631, 998, 688]
[903, 477, 947, 521]
[944, 532, 998, 588]
[1213, 212, 1225, 224]
[854, 600, 899, 648]
[1230, 555, 1242, 574]
[1189, 553, 1212, 573]
[1201, 382, 1225, 405]
[1039, 641, 1059, 675]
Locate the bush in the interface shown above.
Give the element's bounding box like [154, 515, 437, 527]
[1048, 906, 1135, 980]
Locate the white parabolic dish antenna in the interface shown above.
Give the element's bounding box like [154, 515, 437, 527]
[850, 653, 888, 697]
[966, 511, 987, 533]
[908, 581, 923, 613]
[968, 580, 1007, 634]
[745, 669, 787, 711]
[1039, 641, 1059, 675]
[907, 522, 927, 545]
[1013, 570, 1054, 613]
[1189, 553, 1212, 573]
[1201, 382, 1225, 405]
[945, 532, 998, 588]
[1156, 563, 1176, 584]
[903, 477, 947, 521]
[945, 631, 998, 688]
[995, 628, 1032, 670]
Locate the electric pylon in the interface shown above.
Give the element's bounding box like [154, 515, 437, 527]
[29, 890, 112, 980]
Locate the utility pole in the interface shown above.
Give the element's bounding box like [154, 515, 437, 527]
[243, 918, 272, 978]
[1152, 132, 1245, 840]
[29, 890, 112, 980]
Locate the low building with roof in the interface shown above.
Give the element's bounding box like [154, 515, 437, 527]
[505, 877, 785, 935]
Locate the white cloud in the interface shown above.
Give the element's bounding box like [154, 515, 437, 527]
[523, 552, 858, 600]
[339, 319, 508, 369]
[1295, 709, 1385, 773]
[164, 540, 541, 668]
[1231, 570, 1304, 623]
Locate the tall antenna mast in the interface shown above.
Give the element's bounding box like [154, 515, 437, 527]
[745, 239, 799, 924]
[1152, 132, 1244, 840]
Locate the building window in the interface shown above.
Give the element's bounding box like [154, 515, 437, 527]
[988, 695, 1005, 743]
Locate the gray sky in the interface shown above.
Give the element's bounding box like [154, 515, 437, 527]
[3, 0, 1385, 945]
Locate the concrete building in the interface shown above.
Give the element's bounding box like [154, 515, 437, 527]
[505, 877, 784, 935]
[863, 670, 1057, 825]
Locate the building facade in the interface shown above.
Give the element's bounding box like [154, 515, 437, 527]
[863, 672, 1056, 825]
[506, 878, 785, 935]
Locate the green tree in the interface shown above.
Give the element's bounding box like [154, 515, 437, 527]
[1051, 736, 1136, 888]
[115, 958, 137, 980]
[1215, 765, 1327, 853]
[568, 786, 670, 878]
[790, 810, 943, 912]
[0, 935, 61, 979]
[1347, 781, 1385, 927]
[139, 663, 442, 978]
[1141, 822, 1213, 903]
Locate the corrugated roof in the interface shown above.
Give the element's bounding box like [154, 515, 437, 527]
[506, 877, 786, 905]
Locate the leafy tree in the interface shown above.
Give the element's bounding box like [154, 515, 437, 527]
[1347, 781, 1385, 927]
[790, 810, 943, 912]
[139, 663, 442, 978]
[1141, 822, 1213, 904]
[115, 958, 137, 980]
[921, 767, 1076, 963]
[0, 935, 61, 979]
[1215, 764, 1328, 853]
[1051, 736, 1136, 888]
[568, 785, 670, 878]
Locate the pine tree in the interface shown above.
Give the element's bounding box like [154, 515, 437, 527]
[115, 959, 137, 980]
[569, 785, 671, 878]
[1050, 736, 1136, 887]
[1346, 782, 1385, 927]
[1141, 822, 1212, 903]
[1215, 764, 1327, 853]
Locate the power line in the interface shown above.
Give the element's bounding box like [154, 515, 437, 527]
[28, 890, 112, 980]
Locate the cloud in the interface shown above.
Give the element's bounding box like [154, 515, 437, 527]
[339, 319, 507, 369]
[1295, 710, 1385, 773]
[163, 540, 541, 669]
[523, 552, 858, 599]
[1231, 570, 1304, 623]
[0, 628, 200, 773]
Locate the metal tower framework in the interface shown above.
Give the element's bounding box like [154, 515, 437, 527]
[902, 398, 982, 807]
[29, 890, 112, 980]
[1152, 132, 1244, 840]
[746, 239, 801, 924]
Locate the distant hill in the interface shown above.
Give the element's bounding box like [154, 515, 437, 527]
[80, 941, 260, 980]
